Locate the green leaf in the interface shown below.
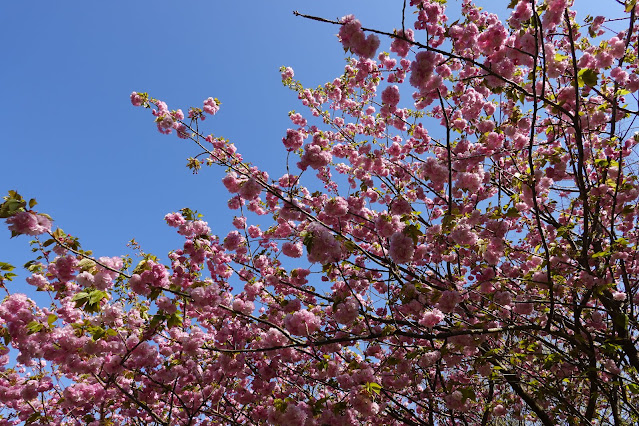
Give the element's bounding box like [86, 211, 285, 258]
[1, 329, 11, 345]
[167, 313, 183, 329]
[601, 342, 622, 354]
[89, 290, 107, 305]
[72, 291, 89, 304]
[26, 412, 42, 424]
[332, 401, 348, 414]
[0, 262, 15, 272]
[578, 69, 598, 87]
[0, 191, 27, 218]
[613, 314, 629, 329]
[273, 398, 288, 413]
[47, 314, 57, 326]
[42, 238, 56, 247]
[543, 352, 561, 368]
[591, 251, 611, 258]
[404, 224, 423, 245]
[2, 273, 16, 281]
[442, 213, 454, 230]
[26, 321, 44, 334]
[149, 314, 164, 330]
[301, 230, 314, 251]
[77, 259, 96, 271]
[343, 239, 359, 253]
[385, 357, 400, 366]
[505, 207, 520, 218]
[149, 287, 162, 301]
[459, 387, 477, 402]
[311, 396, 330, 416]
[615, 237, 629, 246]
[91, 328, 106, 341]
[363, 382, 382, 395]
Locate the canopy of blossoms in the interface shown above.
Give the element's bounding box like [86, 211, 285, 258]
[1, 0, 639, 424]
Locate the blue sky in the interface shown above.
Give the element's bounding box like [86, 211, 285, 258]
[0, 1, 403, 290]
[0, 0, 613, 297]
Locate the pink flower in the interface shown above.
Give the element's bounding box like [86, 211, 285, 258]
[610, 67, 629, 85]
[410, 51, 437, 91]
[223, 230, 245, 251]
[513, 296, 534, 315]
[232, 216, 247, 229]
[421, 156, 448, 189]
[282, 242, 303, 258]
[26, 274, 49, 289]
[381, 85, 401, 107]
[338, 15, 361, 46]
[305, 222, 343, 264]
[608, 37, 626, 59]
[281, 66, 294, 80]
[334, 297, 360, 325]
[75, 271, 94, 288]
[6, 211, 51, 236]
[419, 351, 441, 367]
[494, 291, 512, 307]
[445, 390, 469, 411]
[165, 212, 184, 227]
[157, 296, 176, 314]
[263, 327, 287, 347]
[390, 198, 412, 215]
[509, 1, 533, 27]
[493, 404, 507, 417]
[375, 214, 404, 238]
[324, 197, 349, 217]
[284, 309, 320, 336]
[278, 173, 298, 187]
[282, 129, 304, 151]
[456, 171, 483, 193]
[438, 290, 461, 313]
[177, 219, 206, 238]
[222, 172, 241, 193]
[130, 92, 144, 106]
[232, 298, 254, 315]
[612, 291, 626, 301]
[129, 274, 149, 296]
[238, 178, 262, 200]
[338, 15, 380, 59]
[390, 29, 414, 57]
[247, 225, 262, 238]
[203, 97, 219, 115]
[419, 308, 444, 328]
[389, 232, 415, 264]
[450, 225, 478, 246]
[298, 144, 332, 170]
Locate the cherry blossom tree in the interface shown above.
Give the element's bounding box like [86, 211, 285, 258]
[2, 0, 639, 424]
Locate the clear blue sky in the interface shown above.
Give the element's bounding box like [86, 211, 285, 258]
[0, 1, 403, 291]
[0, 0, 614, 298]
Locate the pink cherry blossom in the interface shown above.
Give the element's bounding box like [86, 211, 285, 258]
[284, 309, 320, 336]
[6, 211, 51, 236]
[389, 232, 415, 264]
[419, 308, 444, 328]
